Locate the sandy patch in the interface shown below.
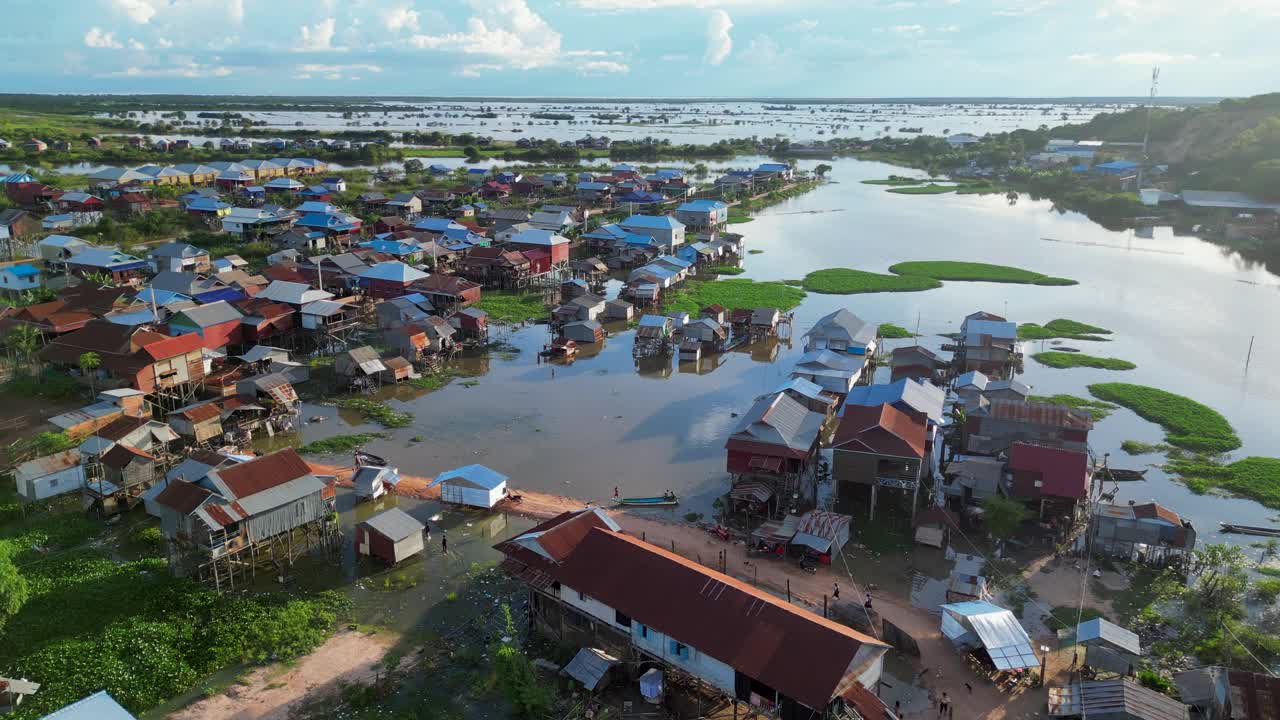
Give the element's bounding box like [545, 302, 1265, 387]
[169, 630, 399, 720]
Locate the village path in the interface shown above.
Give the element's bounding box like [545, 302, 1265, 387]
[197, 465, 1060, 720]
[169, 630, 401, 720]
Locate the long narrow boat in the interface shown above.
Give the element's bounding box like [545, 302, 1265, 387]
[1105, 468, 1148, 482]
[617, 494, 679, 507]
[1219, 523, 1280, 537]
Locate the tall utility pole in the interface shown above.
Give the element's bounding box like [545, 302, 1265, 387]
[1138, 67, 1161, 189]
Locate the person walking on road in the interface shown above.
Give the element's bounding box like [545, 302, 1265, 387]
[441, 531, 448, 555]
[833, 582, 840, 599]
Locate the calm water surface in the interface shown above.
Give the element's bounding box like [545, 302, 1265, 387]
[286, 156, 1280, 546]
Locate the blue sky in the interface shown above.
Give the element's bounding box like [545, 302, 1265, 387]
[1, 0, 1276, 97]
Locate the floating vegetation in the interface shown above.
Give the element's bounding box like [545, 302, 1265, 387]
[1032, 352, 1136, 370]
[298, 432, 391, 455]
[664, 279, 805, 314]
[473, 292, 547, 324]
[1019, 319, 1113, 342]
[889, 261, 1077, 286]
[1165, 456, 1280, 509]
[704, 266, 746, 275]
[801, 268, 941, 295]
[886, 184, 956, 195]
[878, 323, 918, 339]
[335, 399, 414, 429]
[1088, 383, 1241, 452]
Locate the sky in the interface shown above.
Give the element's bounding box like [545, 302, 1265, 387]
[1, 0, 1277, 98]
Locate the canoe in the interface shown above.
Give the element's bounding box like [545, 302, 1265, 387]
[617, 495, 679, 507]
[1220, 523, 1280, 537]
[1105, 468, 1148, 482]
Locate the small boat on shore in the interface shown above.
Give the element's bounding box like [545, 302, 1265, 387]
[1105, 468, 1148, 482]
[1219, 523, 1280, 537]
[617, 493, 678, 507]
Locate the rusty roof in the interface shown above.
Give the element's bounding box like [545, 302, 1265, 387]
[136, 331, 203, 360]
[93, 415, 150, 441]
[1131, 502, 1183, 526]
[213, 448, 312, 499]
[176, 402, 222, 424]
[498, 515, 887, 709]
[832, 403, 927, 459]
[1009, 442, 1090, 500]
[985, 399, 1094, 431]
[154, 478, 214, 514]
[101, 442, 154, 469]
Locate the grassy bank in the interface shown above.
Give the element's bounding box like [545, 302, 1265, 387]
[1019, 319, 1113, 341]
[886, 184, 956, 195]
[705, 266, 745, 275]
[1028, 394, 1119, 420]
[1032, 352, 1136, 370]
[473, 291, 548, 324]
[889, 261, 1077, 286]
[1088, 383, 1241, 452]
[0, 490, 349, 718]
[1166, 456, 1280, 508]
[664, 279, 805, 315]
[801, 268, 942, 295]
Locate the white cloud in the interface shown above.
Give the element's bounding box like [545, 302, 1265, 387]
[156, 37, 173, 48]
[128, 38, 146, 50]
[297, 63, 384, 73]
[578, 60, 630, 74]
[409, 0, 563, 70]
[704, 9, 733, 65]
[784, 19, 818, 32]
[565, 49, 615, 57]
[383, 4, 421, 32]
[936, 24, 959, 31]
[1114, 52, 1196, 64]
[659, 53, 689, 61]
[229, 0, 245, 22]
[111, 0, 158, 23]
[84, 27, 123, 49]
[294, 73, 312, 80]
[993, 0, 1054, 16]
[570, 0, 785, 7]
[459, 63, 505, 77]
[742, 34, 786, 64]
[299, 17, 339, 51]
[890, 23, 925, 32]
[113, 61, 232, 78]
[1068, 53, 1097, 61]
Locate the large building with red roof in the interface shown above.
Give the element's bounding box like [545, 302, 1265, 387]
[496, 508, 889, 720]
[831, 403, 929, 520]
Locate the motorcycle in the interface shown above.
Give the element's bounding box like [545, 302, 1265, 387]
[797, 556, 817, 575]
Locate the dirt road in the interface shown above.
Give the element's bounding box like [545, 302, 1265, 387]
[170, 630, 401, 720]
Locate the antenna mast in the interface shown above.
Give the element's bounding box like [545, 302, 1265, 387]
[1138, 67, 1160, 188]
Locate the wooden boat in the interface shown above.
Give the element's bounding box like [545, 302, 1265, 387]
[617, 493, 678, 507]
[1104, 468, 1148, 482]
[1219, 523, 1280, 537]
[354, 450, 388, 467]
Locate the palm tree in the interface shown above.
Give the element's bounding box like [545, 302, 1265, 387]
[6, 325, 43, 374]
[79, 352, 101, 397]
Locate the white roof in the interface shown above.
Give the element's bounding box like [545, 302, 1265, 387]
[257, 280, 333, 305]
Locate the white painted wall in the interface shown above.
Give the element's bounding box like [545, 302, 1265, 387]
[16, 465, 86, 501]
[559, 583, 738, 696]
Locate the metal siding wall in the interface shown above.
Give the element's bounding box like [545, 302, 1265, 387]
[245, 493, 325, 541]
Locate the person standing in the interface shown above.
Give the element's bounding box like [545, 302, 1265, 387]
[424, 522, 431, 543]
[833, 582, 840, 599]
[939, 691, 949, 718]
[442, 531, 448, 555]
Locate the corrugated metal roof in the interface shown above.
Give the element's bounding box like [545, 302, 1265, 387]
[360, 507, 424, 541]
[175, 300, 242, 328]
[433, 464, 508, 491]
[728, 392, 825, 452]
[832, 403, 927, 458]
[16, 449, 82, 479]
[1047, 680, 1189, 720]
[806, 308, 877, 347]
[1077, 617, 1141, 656]
[39, 690, 137, 720]
[845, 378, 945, 423]
[498, 512, 887, 709]
[941, 601, 1038, 670]
[209, 448, 312, 500]
[563, 648, 619, 691]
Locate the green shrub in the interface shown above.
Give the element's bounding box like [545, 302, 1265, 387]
[127, 525, 164, 552]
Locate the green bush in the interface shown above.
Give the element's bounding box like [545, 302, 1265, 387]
[1019, 319, 1112, 341]
[127, 525, 164, 552]
[878, 323, 917, 339]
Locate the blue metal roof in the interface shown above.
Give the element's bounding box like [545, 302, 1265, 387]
[431, 463, 508, 490]
[106, 308, 163, 326]
[618, 191, 664, 203]
[428, 164, 450, 173]
[187, 197, 230, 211]
[294, 201, 337, 214]
[194, 288, 247, 304]
[638, 315, 670, 328]
[757, 162, 789, 172]
[2, 172, 36, 183]
[678, 199, 728, 212]
[576, 181, 610, 191]
[414, 217, 464, 233]
[296, 212, 358, 231]
[622, 214, 683, 230]
[135, 288, 189, 306]
[583, 223, 628, 240]
[360, 239, 419, 256]
[6, 263, 40, 277]
[359, 261, 428, 282]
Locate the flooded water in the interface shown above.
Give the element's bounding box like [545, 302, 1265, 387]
[112, 101, 1137, 144]
[280, 155, 1280, 547]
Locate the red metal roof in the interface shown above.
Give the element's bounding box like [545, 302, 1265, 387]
[1008, 442, 1090, 500]
[136, 331, 203, 360]
[986, 399, 1093, 431]
[498, 517, 887, 709]
[178, 403, 222, 424]
[154, 479, 214, 514]
[832, 404, 927, 459]
[100, 442, 154, 469]
[216, 448, 312, 499]
[1131, 502, 1182, 526]
[93, 415, 150, 441]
